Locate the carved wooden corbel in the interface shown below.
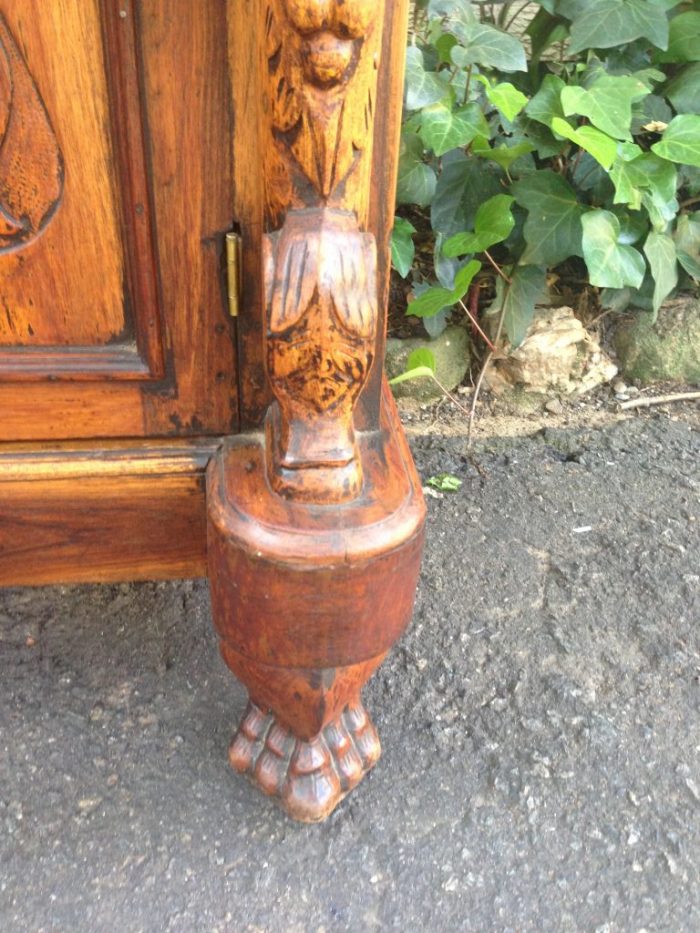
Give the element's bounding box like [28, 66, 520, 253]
[207, 0, 424, 821]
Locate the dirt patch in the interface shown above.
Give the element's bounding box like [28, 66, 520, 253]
[398, 380, 700, 440]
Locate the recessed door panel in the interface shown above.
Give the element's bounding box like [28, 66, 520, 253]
[0, 0, 238, 439]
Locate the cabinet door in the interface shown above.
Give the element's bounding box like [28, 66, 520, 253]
[0, 0, 237, 440]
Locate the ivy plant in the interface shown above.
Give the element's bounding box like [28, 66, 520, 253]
[393, 0, 700, 348]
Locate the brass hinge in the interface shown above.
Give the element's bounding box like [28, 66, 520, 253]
[225, 232, 242, 318]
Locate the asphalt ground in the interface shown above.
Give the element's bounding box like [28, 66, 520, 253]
[1, 411, 699, 932]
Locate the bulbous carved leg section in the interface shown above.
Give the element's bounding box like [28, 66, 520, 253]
[206, 389, 425, 822]
[229, 699, 381, 822]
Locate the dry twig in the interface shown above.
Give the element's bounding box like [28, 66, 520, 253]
[619, 391, 700, 411]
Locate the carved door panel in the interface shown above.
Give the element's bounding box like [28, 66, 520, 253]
[0, 0, 237, 440]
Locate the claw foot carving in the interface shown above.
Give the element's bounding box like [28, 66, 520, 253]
[230, 700, 381, 822]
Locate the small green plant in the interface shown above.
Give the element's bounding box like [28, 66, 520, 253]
[393, 0, 700, 346]
[427, 472, 464, 491]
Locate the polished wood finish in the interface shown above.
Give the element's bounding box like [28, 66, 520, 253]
[0, 440, 215, 585]
[208, 389, 424, 821]
[261, 0, 381, 502]
[208, 0, 422, 821]
[0, 0, 237, 439]
[0, 0, 423, 824]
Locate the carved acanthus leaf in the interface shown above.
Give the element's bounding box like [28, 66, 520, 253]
[267, 210, 377, 339]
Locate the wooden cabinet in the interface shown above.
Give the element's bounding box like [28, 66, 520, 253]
[0, 0, 425, 822]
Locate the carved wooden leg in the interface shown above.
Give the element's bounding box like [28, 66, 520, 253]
[207, 0, 423, 821]
[207, 388, 424, 821]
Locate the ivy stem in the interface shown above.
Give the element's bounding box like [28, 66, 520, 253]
[429, 374, 474, 419]
[680, 196, 700, 210]
[483, 250, 512, 284]
[467, 264, 517, 447]
[458, 297, 496, 352]
[464, 65, 473, 105]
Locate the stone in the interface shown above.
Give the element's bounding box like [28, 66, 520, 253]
[614, 297, 700, 385]
[485, 306, 618, 396]
[545, 398, 564, 415]
[385, 325, 470, 401]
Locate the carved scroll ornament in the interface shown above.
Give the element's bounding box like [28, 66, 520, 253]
[0, 13, 63, 253]
[262, 0, 381, 503]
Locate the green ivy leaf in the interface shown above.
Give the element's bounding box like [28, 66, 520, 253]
[525, 74, 567, 127]
[652, 115, 700, 168]
[550, 118, 617, 169]
[610, 149, 677, 220]
[443, 194, 516, 256]
[643, 230, 678, 315]
[453, 259, 483, 299]
[434, 33, 458, 65]
[388, 364, 436, 387]
[512, 170, 585, 266]
[408, 260, 482, 318]
[526, 8, 570, 59]
[486, 265, 547, 348]
[420, 102, 488, 156]
[664, 62, 700, 113]
[481, 79, 529, 122]
[408, 285, 456, 318]
[407, 348, 437, 373]
[674, 212, 700, 279]
[561, 75, 650, 141]
[427, 473, 463, 492]
[472, 138, 536, 172]
[404, 46, 445, 111]
[396, 133, 437, 207]
[610, 158, 643, 211]
[450, 22, 527, 73]
[431, 154, 504, 237]
[391, 218, 416, 278]
[563, 0, 669, 55]
[658, 11, 700, 63]
[581, 210, 646, 289]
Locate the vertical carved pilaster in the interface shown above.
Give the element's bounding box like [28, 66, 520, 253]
[262, 0, 381, 503]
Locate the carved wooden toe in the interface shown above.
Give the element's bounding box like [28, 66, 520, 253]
[230, 699, 381, 822]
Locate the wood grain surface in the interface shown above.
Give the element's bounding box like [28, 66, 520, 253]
[0, 438, 217, 584]
[0, 0, 238, 439]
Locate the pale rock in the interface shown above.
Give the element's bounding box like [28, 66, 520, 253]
[485, 307, 618, 396]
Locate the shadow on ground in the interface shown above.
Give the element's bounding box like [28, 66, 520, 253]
[1, 413, 699, 932]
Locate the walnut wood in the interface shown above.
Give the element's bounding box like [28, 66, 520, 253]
[0, 0, 421, 825]
[207, 0, 420, 822]
[0, 0, 238, 438]
[233, 0, 411, 430]
[208, 387, 425, 820]
[0, 439, 215, 585]
[359, 0, 412, 430]
[229, 699, 381, 823]
[260, 0, 383, 502]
